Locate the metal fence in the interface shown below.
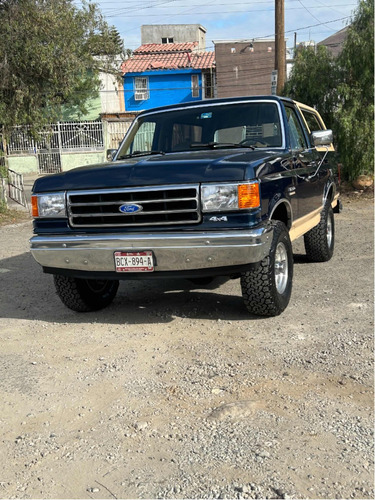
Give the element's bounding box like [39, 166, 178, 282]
[7, 121, 104, 155]
[8, 169, 28, 209]
[133, 122, 155, 152]
[38, 152, 62, 174]
[3, 118, 138, 174]
[59, 122, 104, 151]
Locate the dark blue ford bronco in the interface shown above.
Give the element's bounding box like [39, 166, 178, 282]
[30, 96, 341, 316]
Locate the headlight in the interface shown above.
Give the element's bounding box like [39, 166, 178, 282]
[31, 192, 66, 218]
[201, 182, 260, 212]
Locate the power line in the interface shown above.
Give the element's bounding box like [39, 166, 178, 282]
[120, 14, 350, 51]
[72, 0, 355, 45]
[295, 0, 337, 31]
[98, 0, 355, 14]
[105, 4, 355, 18]
[6, 77, 278, 97]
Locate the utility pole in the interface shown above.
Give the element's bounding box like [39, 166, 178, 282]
[275, 0, 286, 94]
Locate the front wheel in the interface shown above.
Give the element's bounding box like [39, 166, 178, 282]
[240, 221, 293, 317]
[53, 275, 119, 312]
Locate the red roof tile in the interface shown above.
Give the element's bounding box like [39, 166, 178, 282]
[121, 50, 215, 74]
[134, 42, 198, 54]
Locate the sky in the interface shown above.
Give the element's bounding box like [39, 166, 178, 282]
[80, 0, 360, 51]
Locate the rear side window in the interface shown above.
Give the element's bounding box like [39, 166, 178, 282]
[301, 110, 323, 133]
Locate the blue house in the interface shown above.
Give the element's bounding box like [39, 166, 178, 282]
[121, 42, 216, 111]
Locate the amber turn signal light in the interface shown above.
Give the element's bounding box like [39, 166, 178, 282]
[238, 183, 260, 209]
[31, 196, 39, 217]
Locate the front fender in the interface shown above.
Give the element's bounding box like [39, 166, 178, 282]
[268, 196, 293, 229]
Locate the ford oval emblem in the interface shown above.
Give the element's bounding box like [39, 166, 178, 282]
[119, 203, 143, 214]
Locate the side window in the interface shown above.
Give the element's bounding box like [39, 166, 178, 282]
[285, 107, 308, 150]
[301, 110, 323, 133]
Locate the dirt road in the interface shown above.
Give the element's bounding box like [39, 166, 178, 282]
[0, 196, 373, 499]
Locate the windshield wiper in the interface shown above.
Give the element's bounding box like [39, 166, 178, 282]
[117, 150, 165, 160]
[190, 142, 255, 150]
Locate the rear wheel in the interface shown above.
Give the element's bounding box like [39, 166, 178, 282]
[241, 221, 293, 317]
[304, 204, 335, 262]
[53, 275, 119, 312]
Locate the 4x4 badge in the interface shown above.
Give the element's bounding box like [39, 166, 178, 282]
[209, 216, 228, 222]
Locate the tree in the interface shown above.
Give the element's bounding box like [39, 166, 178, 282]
[283, 0, 374, 181]
[283, 44, 339, 130]
[335, 0, 374, 180]
[0, 0, 125, 137]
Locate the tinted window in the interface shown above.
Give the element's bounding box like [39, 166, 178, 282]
[301, 110, 323, 132]
[171, 123, 203, 151]
[285, 107, 307, 150]
[118, 102, 283, 156]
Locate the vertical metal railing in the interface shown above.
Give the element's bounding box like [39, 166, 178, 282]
[7, 121, 105, 155]
[7, 169, 29, 210]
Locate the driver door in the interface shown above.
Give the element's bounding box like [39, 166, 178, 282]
[285, 105, 324, 219]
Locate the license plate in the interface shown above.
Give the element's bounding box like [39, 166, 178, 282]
[114, 251, 154, 272]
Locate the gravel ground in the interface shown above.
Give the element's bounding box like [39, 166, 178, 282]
[0, 195, 373, 499]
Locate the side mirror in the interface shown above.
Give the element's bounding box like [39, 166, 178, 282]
[311, 129, 333, 147]
[106, 149, 117, 161]
[307, 129, 333, 180]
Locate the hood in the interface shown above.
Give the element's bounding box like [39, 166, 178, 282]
[32, 149, 278, 193]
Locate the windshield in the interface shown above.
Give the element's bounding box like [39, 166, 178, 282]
[117, 101, 283, 158]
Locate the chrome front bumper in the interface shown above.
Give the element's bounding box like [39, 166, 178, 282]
[30, 226, 273, 273]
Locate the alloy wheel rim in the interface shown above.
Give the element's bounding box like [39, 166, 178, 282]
[327, 216, 333, 248]
[275, 242, 288, 294]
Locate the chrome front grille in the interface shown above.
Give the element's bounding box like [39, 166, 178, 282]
[67, 184, 201, 227]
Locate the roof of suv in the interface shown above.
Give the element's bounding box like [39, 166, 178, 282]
[138, 95, 295, 116]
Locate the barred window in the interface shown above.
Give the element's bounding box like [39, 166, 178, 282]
[134, 77, 149, 101]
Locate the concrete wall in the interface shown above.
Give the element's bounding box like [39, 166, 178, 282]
[214, 40, 284, 98]
[61, 66, 124, 120]
[7, 152, 105, 175]
[61, 95, 102, 121]
[7, 156, 38, 175]
[124, 69, 203, 111]
[99, 71, 125, 114]
[141, 24, 206, 50]
[61, 152, 106, 171]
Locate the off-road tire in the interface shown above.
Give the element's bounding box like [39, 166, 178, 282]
[240, 221, 293, 317]
[304, 204, 334, 262]
[53, 275, 119, 312]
